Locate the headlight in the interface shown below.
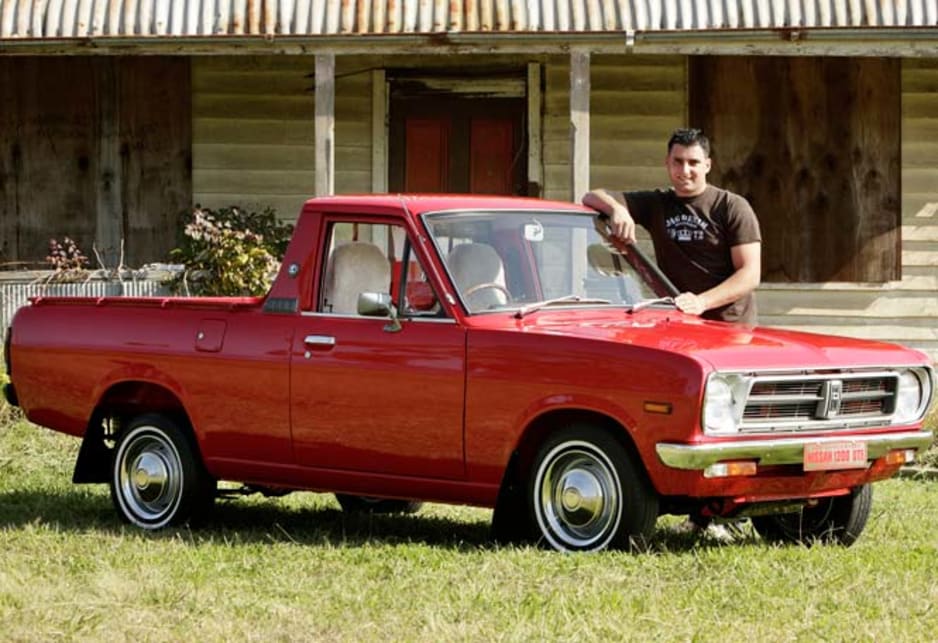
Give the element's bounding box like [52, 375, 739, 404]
[703, 373, 752, 435]
[893, 368, 932, 424]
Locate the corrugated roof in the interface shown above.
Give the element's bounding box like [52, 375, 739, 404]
[1, 1, 935, 39]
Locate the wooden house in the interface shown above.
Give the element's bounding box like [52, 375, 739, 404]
[1, 0, 936, 360]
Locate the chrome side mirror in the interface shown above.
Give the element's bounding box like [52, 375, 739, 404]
[357, 292, 402, 333]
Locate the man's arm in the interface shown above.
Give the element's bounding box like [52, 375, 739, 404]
[675, 242, 761, 315]
[581, 189, 636, 243]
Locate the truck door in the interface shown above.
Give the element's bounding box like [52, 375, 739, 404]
[290, 219, 467, 479]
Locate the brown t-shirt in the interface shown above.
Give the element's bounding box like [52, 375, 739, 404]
[624, 185, 762, 324]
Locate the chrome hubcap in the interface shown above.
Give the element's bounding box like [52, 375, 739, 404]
[117, 430, 182, 524]
[536, 442, 621, 551]
[558, 469, 604, 525]
[131, 451, 171, 503]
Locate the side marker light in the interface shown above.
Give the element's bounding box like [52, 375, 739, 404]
[643, 401, 672, 415]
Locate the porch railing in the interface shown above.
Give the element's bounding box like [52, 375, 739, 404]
[0, 272, 174, 332]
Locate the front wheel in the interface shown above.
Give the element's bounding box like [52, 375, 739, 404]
[110, 414, 216, 530]
[529, 425, 657, 552]
[751, 484, 872, 546]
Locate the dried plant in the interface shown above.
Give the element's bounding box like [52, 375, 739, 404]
[44, 237, 89, 283]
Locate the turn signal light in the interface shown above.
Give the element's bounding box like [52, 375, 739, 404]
[884, 449, 916, 466]
[704, 461, 758, 478]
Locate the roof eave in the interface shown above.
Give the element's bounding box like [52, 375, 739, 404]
[1, 28, 938, 57]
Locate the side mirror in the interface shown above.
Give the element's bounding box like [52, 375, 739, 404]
[357, 292, 402, 333]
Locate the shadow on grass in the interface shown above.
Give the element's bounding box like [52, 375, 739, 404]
[205, 498, 496, 551]
[0, 488, 120, 533]
[0, 487, 495, 550]
[0, 487, 762, 553]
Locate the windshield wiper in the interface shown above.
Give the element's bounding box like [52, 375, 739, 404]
[625, 297, 676, 313]
[515, 295, 612, 319]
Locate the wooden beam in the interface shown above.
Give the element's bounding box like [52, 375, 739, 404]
[570, 47, 590, 202]
[4, 30, 938, 58]
[315, 53, 335, 197]
[526, 61, 543, 197]
[95, 59, 123, 266]
[371, 68, 387, 193]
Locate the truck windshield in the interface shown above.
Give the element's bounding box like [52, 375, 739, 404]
[424, 209, 677, 314]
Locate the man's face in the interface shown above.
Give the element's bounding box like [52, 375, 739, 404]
[666, 143, 711, 197]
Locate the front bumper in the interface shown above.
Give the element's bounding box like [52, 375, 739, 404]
[656, 430, 934, 471]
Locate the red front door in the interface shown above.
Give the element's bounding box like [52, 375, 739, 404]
[391, 97, 525, 195]
[290, 315, 466, 479]
[288, 218, 467, 480]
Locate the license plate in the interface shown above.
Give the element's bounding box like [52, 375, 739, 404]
[803, 441, 868, 471]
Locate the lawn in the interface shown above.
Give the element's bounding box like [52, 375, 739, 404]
[1, 401, 937, 641]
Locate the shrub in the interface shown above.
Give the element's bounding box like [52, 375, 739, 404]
[45, 237, 89, 283]
[169, 206, 294, 297]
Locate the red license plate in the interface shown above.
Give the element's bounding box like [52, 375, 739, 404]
[803, 441, 868, 471]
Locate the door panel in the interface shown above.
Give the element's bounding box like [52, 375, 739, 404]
[405, 117, 450, 192]
[290, 217, 466, 479]
[289, 317, 466, 479]
[470, 117, 515, 194]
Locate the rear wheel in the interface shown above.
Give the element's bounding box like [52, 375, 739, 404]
[529, 425, 657, 552]
[110, 414, 216, 530]
[751, 485, 872, 546]
[334, 494, 423, 515]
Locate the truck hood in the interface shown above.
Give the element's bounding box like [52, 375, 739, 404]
[497, 308, 929, 372]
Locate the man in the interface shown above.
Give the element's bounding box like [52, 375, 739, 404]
[585, 129, 761, 541]
[582, 128, 762, 325]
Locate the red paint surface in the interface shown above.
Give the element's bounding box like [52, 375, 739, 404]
[8, 195, 933, 509]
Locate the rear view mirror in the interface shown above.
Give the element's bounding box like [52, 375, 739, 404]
[524, 220, 544, 242]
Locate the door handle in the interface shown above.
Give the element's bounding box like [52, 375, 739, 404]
[303, 335, 336, 358]
[303, 335, 335, 359]
[304, 335, 336, 347]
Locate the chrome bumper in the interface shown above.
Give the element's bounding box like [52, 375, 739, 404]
[656, 430, 935, 471]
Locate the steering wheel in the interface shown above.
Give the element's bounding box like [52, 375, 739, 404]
[463, 282, 512, 301]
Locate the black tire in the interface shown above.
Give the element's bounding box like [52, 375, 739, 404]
[334, 494, 423, 515]
[110, 414, 216, 530]
[529, 424, 658, 552]
[751, 484, 872, 547]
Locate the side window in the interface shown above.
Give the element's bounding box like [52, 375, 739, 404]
[396, 240, 444, 318]
[318, 221, 443, 318]
[319, 222, 393, 314]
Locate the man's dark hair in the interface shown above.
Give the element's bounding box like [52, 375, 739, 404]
[667, 128, 710, 157]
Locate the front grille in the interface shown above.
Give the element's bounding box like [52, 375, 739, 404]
[740, 371, 898, 433]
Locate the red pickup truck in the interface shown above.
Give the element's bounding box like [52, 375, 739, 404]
[4, 195, 934, 551]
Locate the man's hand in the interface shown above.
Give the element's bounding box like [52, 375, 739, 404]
[582, 189, 637, 243]
[675, 292, 707, 315]
[606, 206, 636, 243]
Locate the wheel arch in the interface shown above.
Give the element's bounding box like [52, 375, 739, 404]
[494, 407, 654, 516]
[73, 381, 196, 484]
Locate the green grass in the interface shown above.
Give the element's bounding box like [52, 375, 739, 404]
[1, 407, 938, 641]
